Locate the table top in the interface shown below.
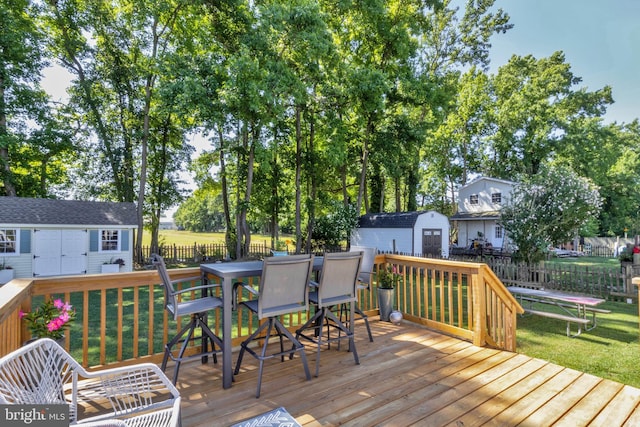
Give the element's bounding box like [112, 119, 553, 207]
[507, 286, 605, 306]
[200, 257, 324, 280]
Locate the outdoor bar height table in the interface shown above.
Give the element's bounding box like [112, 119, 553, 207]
[200, 257, 333, 389]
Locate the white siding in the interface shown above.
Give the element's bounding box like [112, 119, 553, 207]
[458, 178, 514, 214]
[351, 228, 413, 253]
[0, 226, 134, 281]
[351, 211, 450, 257]
[413, 211, 450, 257]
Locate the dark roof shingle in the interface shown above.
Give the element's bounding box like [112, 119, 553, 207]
[0, 197, 138, 226]
[357, 211, 425, 228]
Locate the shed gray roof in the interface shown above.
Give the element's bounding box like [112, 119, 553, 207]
[0, 197, 138, 226]
[358, 211, 427, 228]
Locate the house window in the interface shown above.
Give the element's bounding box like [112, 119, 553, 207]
[495, 226, 503, 239]
[492, 192, 502, 204]
[0, 228, 18, 255]
[469, 194, 479, 205]
[101, 230, 120, 252]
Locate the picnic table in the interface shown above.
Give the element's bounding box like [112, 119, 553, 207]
[507, 286, 610, 337]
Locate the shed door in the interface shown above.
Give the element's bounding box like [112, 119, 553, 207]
[422, 228, 442, 257]
[33, 230, 62, 276]
[60, 230, 87, 275]
[33, 230, 87, 277]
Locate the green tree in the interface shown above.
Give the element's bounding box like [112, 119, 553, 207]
[500, 165, 602, 264]
[44, 0, 198, 257]
[418, 0, 512, 208]
[488, 51, 613, 177]
[0, 0, 56, 196]
[174, 189, 225, 233]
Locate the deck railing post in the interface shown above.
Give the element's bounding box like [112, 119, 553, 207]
[471, 267, 487, 347]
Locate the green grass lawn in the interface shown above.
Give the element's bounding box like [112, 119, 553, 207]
[145, 230, 226, 246]
[544, 255, 621, 270]
[145, 229, 285, 247]
[515, 299, 640, 388]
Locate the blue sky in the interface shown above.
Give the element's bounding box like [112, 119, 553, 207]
[485, 0, 640, 124]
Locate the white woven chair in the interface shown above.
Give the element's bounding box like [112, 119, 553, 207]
[0, 338, 180, 427]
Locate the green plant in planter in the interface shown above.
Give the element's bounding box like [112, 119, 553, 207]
[274, 240, 288, 251]
[377, 264, 400, 289]
[105, 257, 125, 267]
[618, 249, 633, 263]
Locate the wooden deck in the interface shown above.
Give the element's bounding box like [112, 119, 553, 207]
[174, 319, 640, 427]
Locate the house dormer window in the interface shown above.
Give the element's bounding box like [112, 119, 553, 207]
[492, 192, 502, 204]
[469, 194, 479, 205]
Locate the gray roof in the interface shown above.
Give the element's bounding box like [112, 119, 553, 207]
[450, 211, 501, 221]
[0, 197, 138, 226]
[358, 211, 426, 228]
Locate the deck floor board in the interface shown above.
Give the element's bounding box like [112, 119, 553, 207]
[170, 319, 640, 427]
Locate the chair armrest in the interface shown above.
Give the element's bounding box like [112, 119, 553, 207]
[171, 282, 220, 297]
[309, 280, 319, 288]
[232, 281, 258, 309]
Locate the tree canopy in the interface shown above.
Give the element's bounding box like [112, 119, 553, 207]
[1, 0, 638, 257]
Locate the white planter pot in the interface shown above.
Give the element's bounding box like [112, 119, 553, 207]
[101, 264, 120, 274]
[0, 269, 15, 285]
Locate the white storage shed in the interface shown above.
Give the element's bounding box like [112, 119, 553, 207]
[0, 197, 136, 282]
[350, 211, 450, 257]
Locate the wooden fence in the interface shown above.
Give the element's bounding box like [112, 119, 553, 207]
[138, 242, 346, 265]
[481, 258, 639, 300]
[139, 242, 277, 264]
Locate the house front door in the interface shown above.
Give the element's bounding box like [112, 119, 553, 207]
[33, 230, 87, 277]
[422, 228, 442, 257]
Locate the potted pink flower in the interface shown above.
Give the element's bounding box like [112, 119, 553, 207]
[20, 298, 76, 342]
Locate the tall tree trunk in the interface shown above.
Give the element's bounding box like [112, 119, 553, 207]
[395, 176, 401, 212]
[295, 105, 303, 253]
[306, 109, 316, 255]
[236, 123, 255, 258]
[356, 118, 373, 215]
[218, 127, 234, 259]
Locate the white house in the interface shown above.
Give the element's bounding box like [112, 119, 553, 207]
[350, 211, 450, 257]
[0, 197, 137, 283]
[450, 177, 515, 250]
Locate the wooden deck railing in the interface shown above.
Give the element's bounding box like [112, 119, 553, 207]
[0, 255, 522, 367]
[368, 254, 523, 351]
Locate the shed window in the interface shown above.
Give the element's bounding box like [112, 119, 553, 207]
[492, 192, 502, 204]
[0, 228, 18, 255]
[469, 194, 479, 205]
[101, 230, 120, 252]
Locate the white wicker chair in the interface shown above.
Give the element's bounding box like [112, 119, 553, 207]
[0, 338, 181, 427]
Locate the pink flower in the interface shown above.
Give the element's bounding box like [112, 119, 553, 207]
[53, 299, 64, 310]
[47, 320, 60, 332]
[19, 310, 25, 319]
